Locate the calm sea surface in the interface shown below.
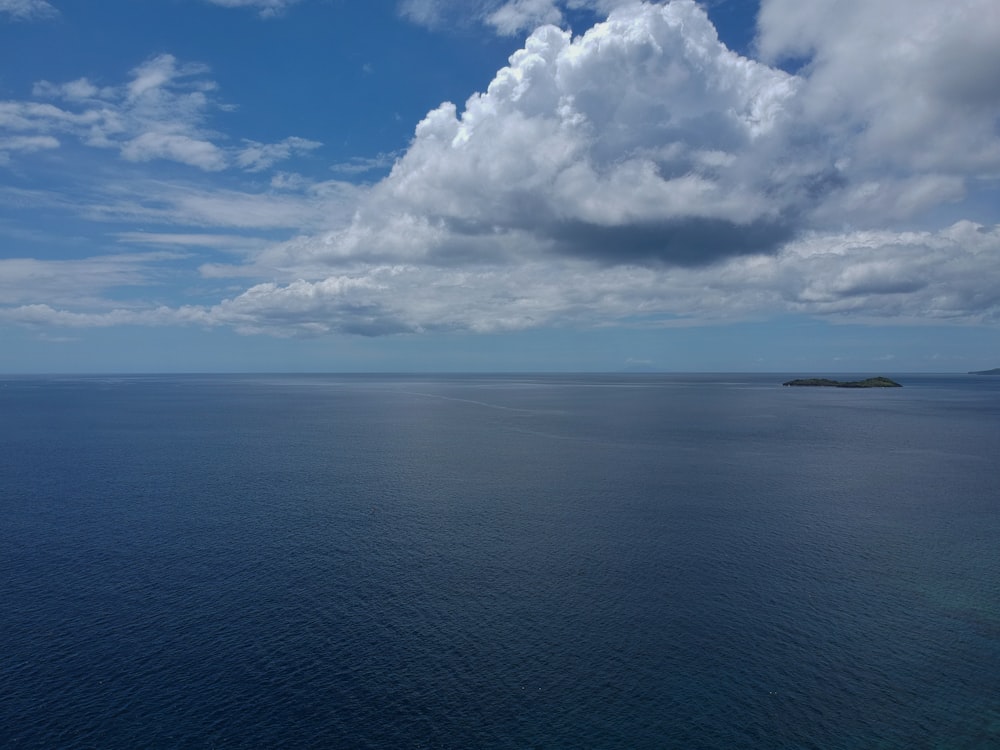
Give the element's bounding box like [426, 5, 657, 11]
[2, 373, 998, 749]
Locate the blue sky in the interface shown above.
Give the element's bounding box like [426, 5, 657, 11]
[1, 0, 998, 373]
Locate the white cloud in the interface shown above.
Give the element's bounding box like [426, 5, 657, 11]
[216, 221, 1000, 332]
[33, 78, 114, 101]
[90, 181, 357, 231]
[121, 132, 227, 170]
[201, 0, 999, 335]
[0, 0, 56, 20]
[6, 0, 1000, 340]
[236, 136, 322, 172]
[3, 54, 320, 173]
[710, 222, 1000, 322]
[11, 220, 1000, 335]
[399, 0, 636, 35]
[318, 2, 802, 271]
[0, 134, 59, 163]
[1, 175, 361, 234]
[127, 55, 193, 101]
[397, 0, 450, 28]
[329, 151, 402, 176]
[115, 232, 271, 252]
[756, 0, 1000, 178]
[0, 101, 106, 134]
[487, 0, 564, 35]
[5, 55, 224, 169]
[200, 0, 302, 18]
[0, 252, 187, 308]
[0, 303, 213, 329]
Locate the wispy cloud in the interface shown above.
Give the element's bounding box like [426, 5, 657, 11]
[200, 0, 302, 18]
[329, 151, 402, 176]
[115, 232, 272, 253]
[398, 0, 635, 35]
[121, 132, 228, 171]
[237, 137, 322, 172]
[0, 134, 59, 164]
[3, 54, 321, 172]
[0, 173, 362, 270]
[0, 0, 57, 21]
[0, 251, 188, 308]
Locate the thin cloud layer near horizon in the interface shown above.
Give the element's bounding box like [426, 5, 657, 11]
[1, 0, 999, 372]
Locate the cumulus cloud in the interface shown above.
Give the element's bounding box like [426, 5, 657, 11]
[9, 220, 1000, 335]
[713, 222, 1000, 323]
[2, 54, 321, 172]
[249, 222, 1000, 330]
[6, 0, 1000, 340]
[287, 2, 803, 272]
[203, 0, 1000, 335]
[757, 0, 1000, 177]
[487, 0, 641, 35]
[486, 0, 564, 35]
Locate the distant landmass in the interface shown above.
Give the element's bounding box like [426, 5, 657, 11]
[968, 368, 1000, 375]
[782, 377, 902, 388]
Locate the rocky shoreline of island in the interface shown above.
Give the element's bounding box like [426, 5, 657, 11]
[782, 377, 902, 388]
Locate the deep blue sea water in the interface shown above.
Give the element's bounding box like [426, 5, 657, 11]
[1, 373, 999, 749]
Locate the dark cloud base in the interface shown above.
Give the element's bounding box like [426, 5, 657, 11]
[551, 217, 797, 267]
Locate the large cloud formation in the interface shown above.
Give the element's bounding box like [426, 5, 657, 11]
[382, 5, 800, 265]
[260, 0, 806, 279]
[212, 0, 999, 335]
[4, 0, 1000, 336]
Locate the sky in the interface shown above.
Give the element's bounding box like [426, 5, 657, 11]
[1, 0, 999, 373]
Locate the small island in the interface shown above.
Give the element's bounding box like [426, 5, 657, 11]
[782, 377, 902, 388]
[969, 368, 1000, 375]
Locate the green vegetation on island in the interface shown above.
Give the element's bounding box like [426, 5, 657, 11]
[782, 377, 902, 388]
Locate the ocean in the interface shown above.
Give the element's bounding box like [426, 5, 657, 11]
[1, 373, 998, 748]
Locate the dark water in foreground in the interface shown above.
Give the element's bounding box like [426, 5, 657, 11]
[1, 373, 998, 749]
